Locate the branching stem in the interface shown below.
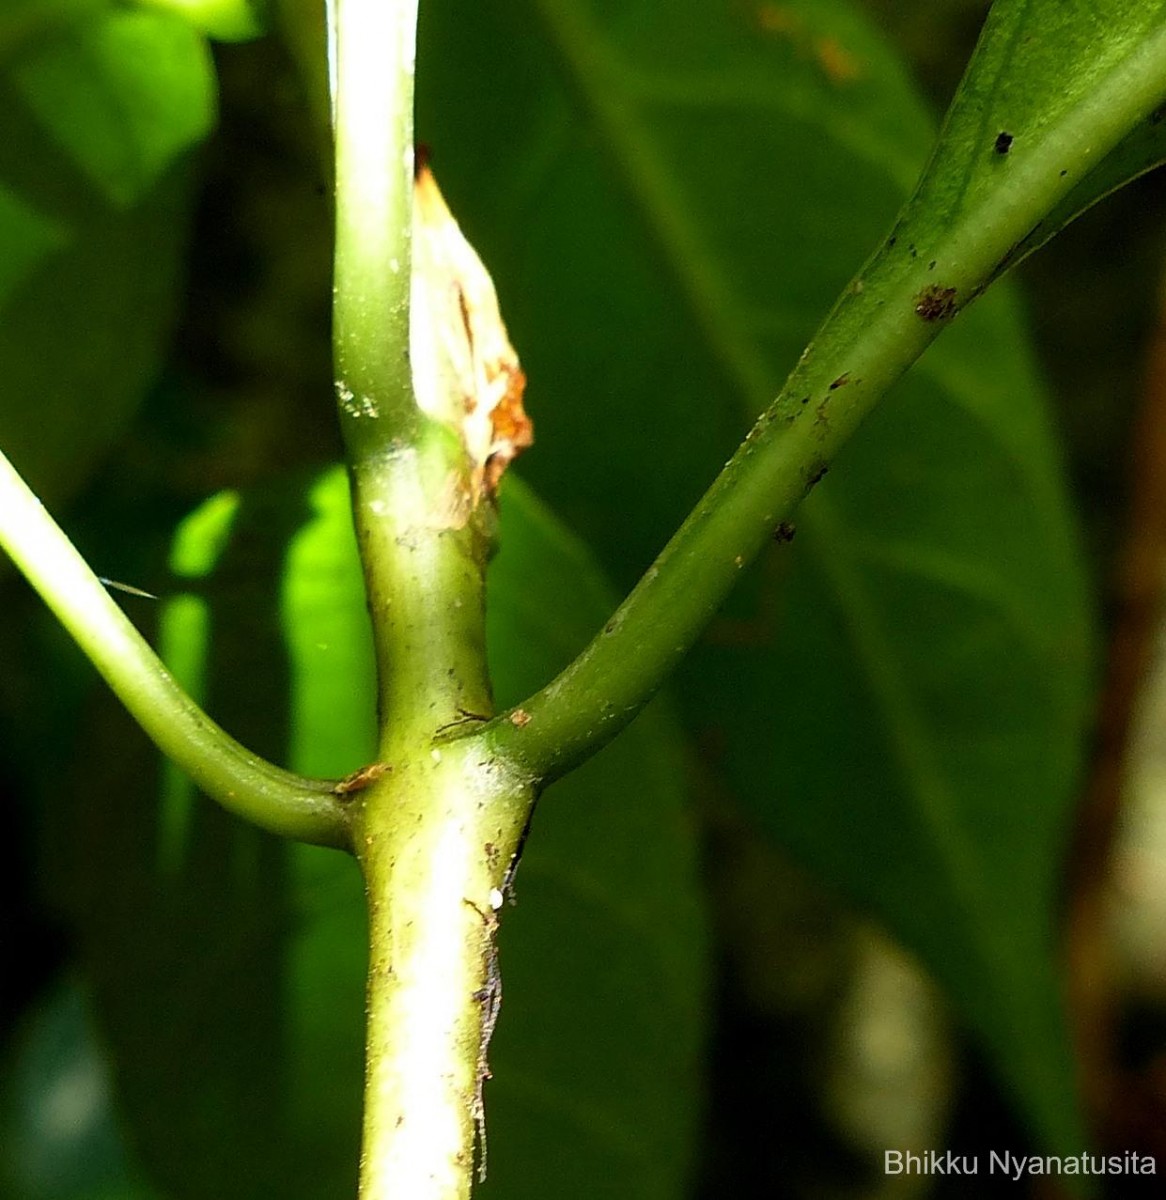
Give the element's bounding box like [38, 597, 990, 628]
[331, 0, 418, 458]
[328, 2, 539, 1197]
[483, 16, 1166, 785]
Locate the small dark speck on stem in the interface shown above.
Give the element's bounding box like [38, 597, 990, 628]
[773, 521, 796, 543]
[806, 463, 829, 491]
[994, 130, 1013, 155]
[913, 284, 958, 322]
[829, 373, 849, 390]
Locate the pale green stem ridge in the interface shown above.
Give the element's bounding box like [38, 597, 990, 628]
[349, 436, 524, 1200]
[356, 744, 534, 1200]
[0, 447, 350, 849]
[350, 438, 495, 751]
[483, 17, 1166, 785]
[331, 0, 418, 458]
[328, 1, 536, 1196]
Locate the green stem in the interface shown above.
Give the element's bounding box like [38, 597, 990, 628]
[355, 745, 534, 1200]
[0, 446, 349, 849]
[483, 16, 1166, 785]
[351, 437, 495, 751]
[328, 1, 535, 1195]
[331, 0, 418, 458]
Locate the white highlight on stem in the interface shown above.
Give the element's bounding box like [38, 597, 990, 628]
[390, 823, 467, 1187]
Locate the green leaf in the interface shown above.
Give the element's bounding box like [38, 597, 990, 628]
[0, 172, 198, 507]
[686, 286, 1089, 1151]
[0, 0, 103, 64]
[8, 9, 215, 209]
[54, 469, 703, 1200]
[483, 478, 705, 1200]
[0, 980, 163, 1200]
[417, 0, 1094, 1157]
[0, 6, 214, 506]
[0, 180, 67, 299]
[133, 0, 268, 44]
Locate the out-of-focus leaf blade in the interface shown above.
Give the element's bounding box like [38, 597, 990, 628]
[134, 0, 268, 44]
[9, 9, 215, 209]
[54, 469, 703, 1200]
[0, 5, 213, 506]
[0, 182, 65, 297]
[0, 0, 102, 64]
[418, 0, 1093, 1156]
[484, 477, 705, 1200]
[0, 980, 163, 1200]
[0, 172, 197, 506]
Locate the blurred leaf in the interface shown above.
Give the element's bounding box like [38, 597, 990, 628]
[0, 5, 214, 506]
[0, 180, 65, 297]
[483, 478, 705, 1200]
[0, 980, 162, 1200]
[133, 0, 268, 44]
[418, 0, 1092, 1156]
[0, 172, 198, 506]
[52, 469, 703, 1200]
[9, 9, 215, 209]
[0, 0, 103, 64]
[419, 0, 933, 581]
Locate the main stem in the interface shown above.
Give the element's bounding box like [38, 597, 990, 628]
[355, 742, 533, 1199]
[329, 2, 535, 1196]
[331, 0, 418, 456]
[346, 432, 534, 1198]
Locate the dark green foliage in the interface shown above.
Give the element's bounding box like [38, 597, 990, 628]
[0, 1, 213, 505]
[416, 0, 1097, 1156]
[11, 0, 1166, 1194]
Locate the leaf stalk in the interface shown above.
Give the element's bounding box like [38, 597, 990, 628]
[0, 446, 349, 848]
[484, 14, 1166, 785]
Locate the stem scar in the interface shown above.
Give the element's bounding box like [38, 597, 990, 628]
[434, 708, 491, 738]
[463, 897, 503, 1183]
[332, 761, 392, 797]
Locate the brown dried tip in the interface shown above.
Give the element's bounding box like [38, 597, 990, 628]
[412, 167, 533, 507]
